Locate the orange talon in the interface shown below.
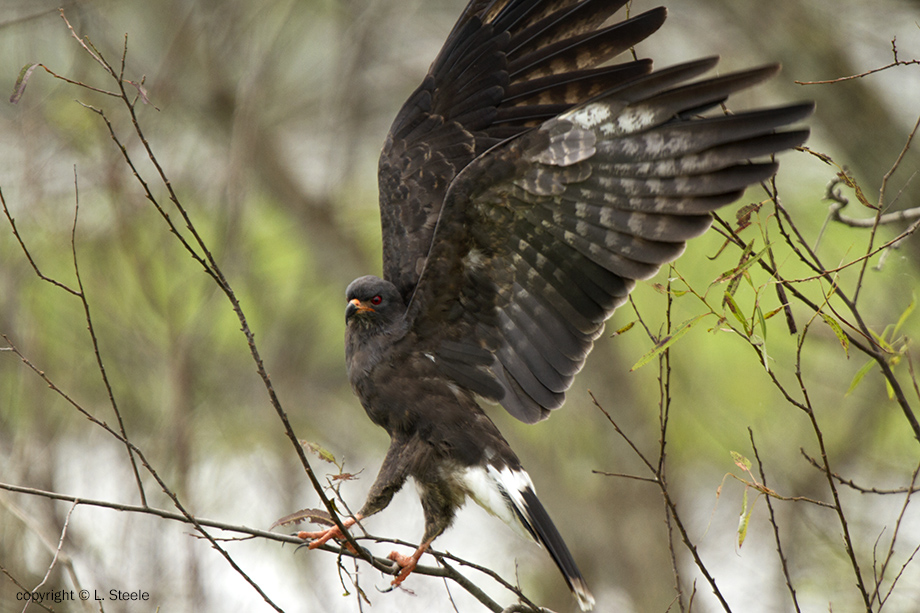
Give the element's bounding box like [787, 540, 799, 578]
[297, 516, 359, 553]
[387, 540, 431, 586]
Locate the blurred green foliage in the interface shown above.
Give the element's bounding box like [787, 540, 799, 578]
[1, 1, 919, 612]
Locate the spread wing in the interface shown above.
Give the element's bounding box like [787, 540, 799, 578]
[404, 53, 813, 423]
[380, 0, 812, 423]
[378, 0, 666, 300]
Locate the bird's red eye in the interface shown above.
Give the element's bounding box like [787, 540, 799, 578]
[371, 295, 383, 306]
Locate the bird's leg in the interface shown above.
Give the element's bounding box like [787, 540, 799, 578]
[385, 471, 454, 586]
[387, 538, 433, 586]
[300, 439, 411, 557]
[298, 514, 362, 552]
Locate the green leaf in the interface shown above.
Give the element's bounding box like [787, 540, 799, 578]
[868, 326, 893, 352]
[713, 244, 770, 286]
[893, 294, 916, 338]
[755, 306, 768, 341]
[820, 313, 849, 357]
[630, 313, 708, 371]
[611, 321, 635, 337]
[723, 291, 751, 335]
[738, 487, 751, 548]
[762, 305, 785, 321]
[302, 440, 337, 465]
[731, 451, 752, 472]
[846, 359, 876, 396]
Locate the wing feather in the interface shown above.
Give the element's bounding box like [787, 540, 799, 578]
[379, 0, 658, 299]
[408, 60, 812, 421]
[379, 0, 811, 422]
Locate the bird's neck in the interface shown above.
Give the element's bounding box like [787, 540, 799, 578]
[345, 318, 407, 388]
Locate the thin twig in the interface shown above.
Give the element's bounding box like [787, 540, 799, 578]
[872, 460, 920, 608]
[795, 38, 920, 85]
[799, 451, 920, 496]
[22, 501, 78, 613]
[793, 325, 871, 607]
[68, 167, 147, 507]
[591, 470, 659, 484]
[0, 481, 448, 587]
[0, 187, 80, 296]
[591, 392, 733, 612]
[0, 566, 53, 613]
[589, 391, 655, 474]
[855, 111, 920, 304]
[748, 429, 801, 613]
[1, 339, 286, 612]
[659, 269, 686, 613]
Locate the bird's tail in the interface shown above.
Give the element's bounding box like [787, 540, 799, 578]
[511, 479, 595, 611]
[467, 464, 595, 611]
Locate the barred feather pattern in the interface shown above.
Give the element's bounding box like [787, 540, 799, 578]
[410, 59, 813, 423]
[379, 0, 665, 299]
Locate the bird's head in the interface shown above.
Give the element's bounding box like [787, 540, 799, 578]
[345, 275, 405, 330]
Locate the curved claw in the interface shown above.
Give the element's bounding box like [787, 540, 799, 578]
[296, 516, 359, 553]
[386, 539, 431, 586]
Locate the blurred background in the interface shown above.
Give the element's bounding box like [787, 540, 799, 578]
[1, 0, 919, 611]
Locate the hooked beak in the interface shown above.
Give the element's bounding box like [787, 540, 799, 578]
[345, 298, 375, 320]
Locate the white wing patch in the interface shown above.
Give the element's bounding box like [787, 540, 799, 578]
[566, 104, 612, 130]
[459, 464, 538, 543]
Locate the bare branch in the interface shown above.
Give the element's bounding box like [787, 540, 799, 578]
[23, 501, 78, 613]
[0, 566, 53, 613]
[749, 429, 801, 613]
[792, 324, 871, 607]
[0, 187, 80, 296]
[795, 37, 920, 85]
[872, 460, 920, 608]
[68, 167, 147, 507]
[800, 450, 920, 495]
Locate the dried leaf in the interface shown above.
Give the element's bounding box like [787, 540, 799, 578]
[270, 508, 333, 530]
[837, 170, 875, 209]
[331, 471, 361, 482]
[734, 202, 760, 232]
[761, 305, 785, 321]
[124, 78, 152, 106]
[650, 283, 689, 297]
[10, 63, 39, 104]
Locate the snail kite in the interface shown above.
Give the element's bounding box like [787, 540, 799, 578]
[299, 0, 812, 609]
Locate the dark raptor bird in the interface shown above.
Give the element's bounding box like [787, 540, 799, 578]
[299, 0, 812, 609]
